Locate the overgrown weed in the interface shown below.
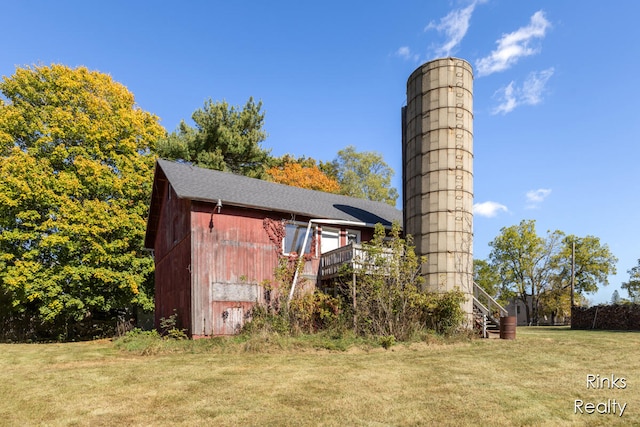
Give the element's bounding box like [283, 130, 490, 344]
[114, 326, 475, 355]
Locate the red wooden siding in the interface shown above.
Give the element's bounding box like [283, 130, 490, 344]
[190, 203, 286, 337]
[153, 182, 192, 334]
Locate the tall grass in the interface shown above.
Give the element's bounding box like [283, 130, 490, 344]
[0, 327, 638, 426]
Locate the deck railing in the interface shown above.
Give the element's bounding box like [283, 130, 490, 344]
[472, 282, 508, 325]
[319, 243, 395, 280]
[320, 243, 362, 279]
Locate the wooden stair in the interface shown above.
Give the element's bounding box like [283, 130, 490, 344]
[474, 306, 500, 338]
[472, 282, 508, 338]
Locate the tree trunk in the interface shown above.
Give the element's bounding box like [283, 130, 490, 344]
[531, 282, 538, 326]
[532, 296, 539, 326]
[521, 294, 531, 325]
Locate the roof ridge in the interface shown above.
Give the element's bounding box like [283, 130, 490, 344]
[155, 158, 402, 227]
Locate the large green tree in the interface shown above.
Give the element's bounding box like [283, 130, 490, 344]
[488, 220, 561, 325]
[0, 64, 165, 339]
[157, 97, 271, 178]
[488, 220, 617, 325]
[555, 235, 617, 294]
[622, 259, 640, 302]
[473, 259, 504, 302]
[324, 145, 398, 206]
[542, 234, 616, 323]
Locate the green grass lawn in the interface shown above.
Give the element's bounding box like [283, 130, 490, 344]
[0, 327, 638, 426]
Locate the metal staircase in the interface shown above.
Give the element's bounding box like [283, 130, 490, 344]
[473, 282, 508, 338]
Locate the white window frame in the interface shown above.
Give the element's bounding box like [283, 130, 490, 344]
[320, 226, 341, 254]
[283, 221, 316, 256]
[346, 229, 361, 245]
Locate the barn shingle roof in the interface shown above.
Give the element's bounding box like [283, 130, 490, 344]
[156, 158, 402, 225]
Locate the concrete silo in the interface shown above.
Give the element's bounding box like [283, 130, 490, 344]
[402, 57, 473, 320]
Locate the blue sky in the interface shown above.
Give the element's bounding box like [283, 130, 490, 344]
[2, 1, 639, 304]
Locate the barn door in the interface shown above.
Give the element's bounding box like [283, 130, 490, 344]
[222, 307, 244, 335]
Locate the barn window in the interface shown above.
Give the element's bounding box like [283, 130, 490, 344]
[283, 222, 315, 255]
[320, 227, 340, 254]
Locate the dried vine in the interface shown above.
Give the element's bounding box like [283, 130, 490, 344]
[263, 218, 285, 254]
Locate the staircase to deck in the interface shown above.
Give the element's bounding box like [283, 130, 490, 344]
[473, 283, 508, 338]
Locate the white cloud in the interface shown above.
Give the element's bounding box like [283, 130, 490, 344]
[395, 46, 419, 62]
[473, 201, 508, 218]
[396, 46, 411, 59]
[521, 67, 554, 104]
[476, 10, 551, 77]
[426, 0, 486, 57]
[525, 188, 552, 209]
[492, 67, 554, 114]
[492, 81, 517, 115]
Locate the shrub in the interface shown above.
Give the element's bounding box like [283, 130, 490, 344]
[339, 223, 466, 340]
[343, 223, 427, 340]
[379, 335, 396, 349]
[114, 328, 162, 353]
[422, 289, 466, 335]
[289, 291, 343, 334]
[159, 311, 188, 340]
[241, 304, 290, 336]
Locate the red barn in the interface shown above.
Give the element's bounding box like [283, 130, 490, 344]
[144, 159, 402, 337]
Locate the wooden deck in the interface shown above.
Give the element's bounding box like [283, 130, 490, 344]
[319, 243, 393, 280]
[320, 244, 358, 280]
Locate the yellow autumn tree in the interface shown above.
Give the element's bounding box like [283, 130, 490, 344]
[267, 158, 340, 193]
[0, 64, 165, 340]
